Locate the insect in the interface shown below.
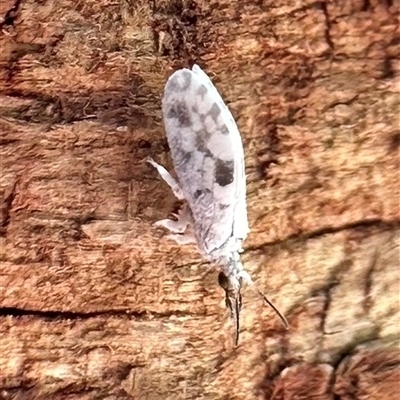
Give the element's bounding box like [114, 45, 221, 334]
[148, 64, 288, 344]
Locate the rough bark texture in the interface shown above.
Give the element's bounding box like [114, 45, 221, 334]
[0, 0, 399, 399]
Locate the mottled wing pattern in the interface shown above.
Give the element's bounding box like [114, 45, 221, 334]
[162, 65, 249, 258]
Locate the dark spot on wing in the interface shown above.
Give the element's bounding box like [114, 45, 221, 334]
[179, 70, 192, 90]
[220, 124, 230, 135]
[166, 77, 179, 92]
[177, 149, 192, 165]
[214, 159, 234, 187]
[196, 84, 208, 98]
[194, 188, 211, 199]
[167, 101, 191, 127]
[195, 132, 213, 157]
[219, 203, 230, 210]
[167, 70, 192, 92]
[209, 103, 221, 121]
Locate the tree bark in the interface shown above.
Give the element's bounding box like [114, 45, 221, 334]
[0, 0, 399, 399]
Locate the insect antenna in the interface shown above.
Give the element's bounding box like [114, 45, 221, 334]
[233, 292, 241, 345]
[255, 287, 289, 330]
[218, 272, 242, 346]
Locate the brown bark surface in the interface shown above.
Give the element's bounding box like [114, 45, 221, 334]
[0, 0, 399, 399]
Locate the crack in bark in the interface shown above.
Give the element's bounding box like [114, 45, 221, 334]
[318, 1, 334, 51]
[0, 307, 203, 320]
[256, 124, 281, 182]
[322, 95, 359, 111]
[316, 280, 340, 335]
[246, 218, 400, 252]
[0, 179, 17, 236]
[362, 0, 371, 11]
[0, 138, 20, 146]
[362, 251, 378, 314]
[0, 0, 21, 29]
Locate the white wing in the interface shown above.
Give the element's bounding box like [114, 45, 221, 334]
[162, 65, 249, 259]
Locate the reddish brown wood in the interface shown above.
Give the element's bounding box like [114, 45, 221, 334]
[1, 0, 399, 399]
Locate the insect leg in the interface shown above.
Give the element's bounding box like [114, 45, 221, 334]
[165, 233, 197, 245]
[147, 157, 184, 200]
[154, 203, 196, 245]
[154, 218, 188, 234]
